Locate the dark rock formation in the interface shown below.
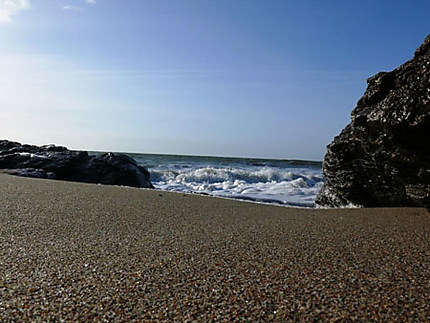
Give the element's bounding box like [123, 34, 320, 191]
[316, 35, 430, 208]
[0, 140, 154, 189]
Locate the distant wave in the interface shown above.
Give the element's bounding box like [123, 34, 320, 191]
[127, 153, 324, 208]
[150, 166, 322, 185]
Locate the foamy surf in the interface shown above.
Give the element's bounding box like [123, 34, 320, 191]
[127, 153, 324, 208]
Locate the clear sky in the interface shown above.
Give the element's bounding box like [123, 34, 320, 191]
[0, 0, 429, 160]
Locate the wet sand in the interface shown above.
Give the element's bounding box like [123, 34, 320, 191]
[0, 174, 429, 321]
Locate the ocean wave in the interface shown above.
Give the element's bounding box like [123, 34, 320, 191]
[130, 153, 324, 207]
[150, 166, 323, 207]
[151, 166, 323, 185]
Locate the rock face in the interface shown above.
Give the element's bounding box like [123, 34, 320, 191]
[316, 35, 430, 208]
[0, 140, 154, 189]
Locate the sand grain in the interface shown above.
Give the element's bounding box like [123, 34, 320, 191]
[0, 174, 429, 321]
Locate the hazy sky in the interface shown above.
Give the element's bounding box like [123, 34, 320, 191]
[0, 0, 429, 160]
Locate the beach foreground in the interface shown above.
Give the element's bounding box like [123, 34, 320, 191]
[1, 174, 429, 322]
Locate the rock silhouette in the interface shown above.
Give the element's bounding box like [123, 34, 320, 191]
[316, 35, 430, 208]
[0, 140, 154, 189]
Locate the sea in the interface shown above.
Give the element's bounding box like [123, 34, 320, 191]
[127, 153, 324, 208]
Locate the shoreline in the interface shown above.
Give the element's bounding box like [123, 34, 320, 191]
[1, 174, 429, 321]
[2, 170, 321, 209]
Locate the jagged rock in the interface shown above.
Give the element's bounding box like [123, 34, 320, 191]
[0, 140, 154, 189]
[316, 35, 430, 208]
[85, 153, 154, 188]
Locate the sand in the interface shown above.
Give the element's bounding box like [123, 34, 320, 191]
[0, 173, 429, 322]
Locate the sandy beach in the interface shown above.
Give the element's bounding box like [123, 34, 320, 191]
[0, 173, 429, 322]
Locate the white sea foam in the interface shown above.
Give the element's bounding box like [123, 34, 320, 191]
[133, 154, 324, 207]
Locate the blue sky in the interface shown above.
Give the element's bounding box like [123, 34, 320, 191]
[0, 1, 429, 160]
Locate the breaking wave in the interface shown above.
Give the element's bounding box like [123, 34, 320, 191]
[131, 154, 324, 207]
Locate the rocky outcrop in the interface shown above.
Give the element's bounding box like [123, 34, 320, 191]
[0, 140, 154, 189]
[316, 35, 430, 208]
